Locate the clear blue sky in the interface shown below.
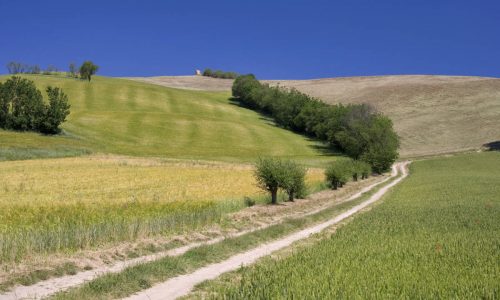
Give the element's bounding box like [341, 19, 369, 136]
[1, 0, 499, 79]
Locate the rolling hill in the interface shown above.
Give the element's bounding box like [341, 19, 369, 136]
[0, 75, 328, 164]
[132, 75, 500, 157]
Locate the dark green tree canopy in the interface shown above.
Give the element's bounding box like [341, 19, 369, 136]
[232, 74, 399, 173]
[0, 76, 70, 134]
[79, 61, 99, 81]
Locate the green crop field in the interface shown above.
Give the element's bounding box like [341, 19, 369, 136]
[197, 152, 500, 299]
[0, 74, 329, 164]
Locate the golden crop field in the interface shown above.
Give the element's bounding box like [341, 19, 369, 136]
[0, 156, 324, 262]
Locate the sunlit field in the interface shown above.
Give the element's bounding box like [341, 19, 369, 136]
[0, 74, 330, 165]
[0, 156, 324, 263]
[199, 152, 500, 299]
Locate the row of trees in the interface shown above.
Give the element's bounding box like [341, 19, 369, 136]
[254, 157, 307, 204]
[202, 68, 239, 79]
[5, 61, 99, 82]
[0, 77, 70, 134]
[232, 74, 399, 173]
[325, 159, 371, 190]
[6, 62, 56, 75]
[255, 157, 373, 204]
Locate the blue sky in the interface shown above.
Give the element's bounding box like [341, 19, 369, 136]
[1, 0, 499, 79]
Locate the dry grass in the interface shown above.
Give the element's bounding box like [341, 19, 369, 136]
[124, 76, 234, 91]
[266, 75, 500, 157]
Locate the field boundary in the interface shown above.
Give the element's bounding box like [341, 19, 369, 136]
[124, 162, 409, 300]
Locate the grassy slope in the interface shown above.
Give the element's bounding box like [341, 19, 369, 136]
[0, 74, 328, 164]
[135, 75, 500, 157]
[267, 75, 500, 157]
[197, 152, 500, 298]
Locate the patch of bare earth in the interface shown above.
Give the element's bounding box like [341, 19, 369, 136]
[124, 76, 233, 91]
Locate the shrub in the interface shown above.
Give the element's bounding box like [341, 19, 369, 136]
[281, 160, 306, 201]
[0, 76, 70, 134]
[0, 76, 45, 131]
[254, 157, 286, 204]
[38, 86, 71, 134]
[202, 68, 239, 79]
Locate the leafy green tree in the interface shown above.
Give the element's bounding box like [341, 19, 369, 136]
[0, 76, 45, 131]
[202, 68, 213, 77]
[38, 87, 71, 134]
[325, 160, 352, 190]
[281, 160, 306, 201]
[232, 74, 261, 107]
[79, 61, 99, 81]
[360, 115, 399, 173]
[254, 157, 286, 204]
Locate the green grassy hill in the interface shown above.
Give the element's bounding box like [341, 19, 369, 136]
[135, 75, 500, 157]
[0, 75, 328, 164]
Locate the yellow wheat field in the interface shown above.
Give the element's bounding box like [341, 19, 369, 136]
[0, 155, 323, 208]
[0, 155, 324, 261]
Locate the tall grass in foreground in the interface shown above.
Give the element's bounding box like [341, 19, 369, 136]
[0, 156, 325, 263]
[204, 152, 500, 299]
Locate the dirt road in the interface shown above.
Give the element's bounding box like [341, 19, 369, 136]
[125, 162, 410, 300]
[0, 165, 397, 300]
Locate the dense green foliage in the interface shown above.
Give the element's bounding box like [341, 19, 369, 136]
[282, 160, 307, 201]
[0, 77, 70, 134]
[325, 158, 371, 189]
[209, 152, 500, 298]
[232, 74, 399, 172]
[202, 68, 238, 79]
[254, 158, 307, 204]
[79, 61, 99, 81]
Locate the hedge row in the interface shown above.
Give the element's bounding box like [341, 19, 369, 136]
[202, 68, 239, 79]
[232, 74, 399, 173]
[325, 159, 372, 190]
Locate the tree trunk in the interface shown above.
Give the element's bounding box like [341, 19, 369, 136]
[271, 188, 278, 204]
[288, 191, 294, 202]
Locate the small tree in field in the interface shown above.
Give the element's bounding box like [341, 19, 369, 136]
[254, 157, 286, 204]
[325, 160, 351, 190]
[38, 87, 71, 134]
[282, 160, 306, 201]
[79, 61, 99, 81]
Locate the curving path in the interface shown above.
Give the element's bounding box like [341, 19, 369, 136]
[125, 161, 410, 300]
[0, 163, 400, 300]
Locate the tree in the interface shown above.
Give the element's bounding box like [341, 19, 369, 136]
[254, 157, 286, 204]
[281, 160, 306, 201]
[6, 62, 22, 74]
[232, 74, 261, 107]
[202, 68, 213, 77]
[0, 76, 45, 131]
[325, 160, 352, 190]
[38, 86, 71, 134]
[68, 63, 77, 77]
[79, 61, 99, 81]
[359, 116, 399, 173]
